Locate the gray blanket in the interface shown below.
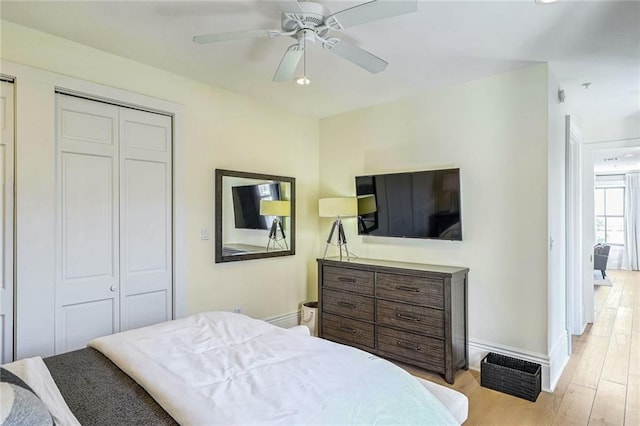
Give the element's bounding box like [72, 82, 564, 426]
[44, 348, 176, 425]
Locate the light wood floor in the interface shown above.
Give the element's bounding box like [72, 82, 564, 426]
[404, 269, 640, 425]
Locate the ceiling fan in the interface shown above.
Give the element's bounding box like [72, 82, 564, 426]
[193, 0, 418, 83]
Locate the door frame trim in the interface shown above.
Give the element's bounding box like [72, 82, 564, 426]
[565, 115, 585, 337]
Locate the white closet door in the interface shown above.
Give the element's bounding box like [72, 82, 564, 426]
[55, 95, 120, 353]
[0, 81, 15, 363]
[119, 108, 172, 331]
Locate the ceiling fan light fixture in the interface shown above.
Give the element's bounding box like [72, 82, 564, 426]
[295, 34, 310, 86]
[295, 76, 311, 85]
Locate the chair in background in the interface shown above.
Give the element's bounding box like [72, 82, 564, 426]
[594, 244, 611, 279]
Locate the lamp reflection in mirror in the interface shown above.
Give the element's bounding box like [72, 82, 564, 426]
[319, 197, 357, 261]
[357, 195, 377, 234]
[260, 200, 290, 252]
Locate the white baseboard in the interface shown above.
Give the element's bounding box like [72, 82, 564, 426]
[469, 333, 569, 393]
[265, 311, 300, 329]
[548, 331, 570, 391]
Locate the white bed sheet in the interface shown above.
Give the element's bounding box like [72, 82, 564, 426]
[90, 311, 460, 425]
[417, 377, 468, 424]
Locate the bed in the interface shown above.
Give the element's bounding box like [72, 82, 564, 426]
[1, 311, 468, 425]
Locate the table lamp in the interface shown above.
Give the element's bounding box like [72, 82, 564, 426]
[318, 197, 357, 260]
[260, 199, 290, 251]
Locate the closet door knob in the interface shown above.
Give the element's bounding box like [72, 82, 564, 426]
[110, 285, 116, 292]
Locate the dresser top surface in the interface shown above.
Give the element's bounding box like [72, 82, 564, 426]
[318, 257, 469, 275]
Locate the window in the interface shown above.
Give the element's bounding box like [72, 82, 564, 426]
[595, 187, 625, 245]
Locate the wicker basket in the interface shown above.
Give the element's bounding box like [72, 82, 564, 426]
[480, 353, 541, 402]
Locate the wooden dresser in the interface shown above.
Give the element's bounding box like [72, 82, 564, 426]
[317, 257, 468, 384]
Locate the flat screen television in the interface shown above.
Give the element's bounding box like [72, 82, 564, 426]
[231, 183, 281, 230]
[355, 168, 462, 241]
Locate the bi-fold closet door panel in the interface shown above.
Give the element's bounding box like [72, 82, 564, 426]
[119, 108, 172, 332]
[56, 95, 120, 353]
[55, 94, 172, 354]
[0, 80, 15, 363]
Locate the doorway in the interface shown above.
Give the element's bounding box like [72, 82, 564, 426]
[568, 135, 640, 340]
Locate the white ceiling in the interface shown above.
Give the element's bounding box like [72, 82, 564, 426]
[594, 146, 640, 174]
[1, 1, 639, 119]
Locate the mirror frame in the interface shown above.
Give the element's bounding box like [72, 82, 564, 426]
[215, 169, 296, 263]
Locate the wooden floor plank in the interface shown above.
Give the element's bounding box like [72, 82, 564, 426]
[629, 333, 640, 377]
[572, 335, 610, 389]
[626, 374, 640, 426]
[613, 307, 633, 336]
[634, 306, 640, 334]
[572, 339, 587, 358]
[588, 379, 626, 426]
[592, 308, 617, 337]
[595, 286, 611, 319]
[619, 282, 635, 309]
[498, 392, 562, 426]
[551, 383, 596, 426]
[605, 286, 623, 310]
[600, 333, 631, 385]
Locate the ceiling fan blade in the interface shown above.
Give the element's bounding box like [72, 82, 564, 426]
[326, 39, 388, 74]
[273, 45, 304, 82]
[326, 0, 417, 30]
[193, 29, 281, 44]
[274, 0, 303, 14]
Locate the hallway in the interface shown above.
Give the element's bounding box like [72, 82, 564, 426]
[552, 269, 639, 425]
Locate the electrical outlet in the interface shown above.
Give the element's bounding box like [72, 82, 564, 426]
[201, 228, 209, 240]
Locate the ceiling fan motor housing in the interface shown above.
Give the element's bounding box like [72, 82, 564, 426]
[281, 1, 329, 32]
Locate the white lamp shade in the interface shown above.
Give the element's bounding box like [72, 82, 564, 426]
[318, 197, 357, 218]
[357, 195, 377, 215]
[260, 200, 290, 217]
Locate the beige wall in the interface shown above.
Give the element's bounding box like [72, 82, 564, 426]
[319, 65, 551, 355]
[2, 19, 566, 365]
[1, 20, 319, 326]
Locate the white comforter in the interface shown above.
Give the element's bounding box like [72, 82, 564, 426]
[89, 311, 457, 425]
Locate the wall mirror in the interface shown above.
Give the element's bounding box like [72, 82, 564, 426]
[215, 169, 295, 263]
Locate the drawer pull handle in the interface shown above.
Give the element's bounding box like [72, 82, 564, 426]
[396, 340, 422, 351]
[338, 277, 356, 283]
[396, 312, 421, 322]
[339, 325, 357, 334]
[339, 301, 357, 309]
[396, 285, 420, 293]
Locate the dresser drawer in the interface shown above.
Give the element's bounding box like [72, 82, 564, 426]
[323, 288, 374, 322]
[377, 326, 445, 373]
[376, 273, 444, 308]
[322, 313, 374, 349]
[323, 266, 374, 295]
[376, 299, 444, 338]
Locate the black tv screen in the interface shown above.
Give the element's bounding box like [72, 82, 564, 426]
[355, 169, 462, 241]
[231, 183, 281, 230]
